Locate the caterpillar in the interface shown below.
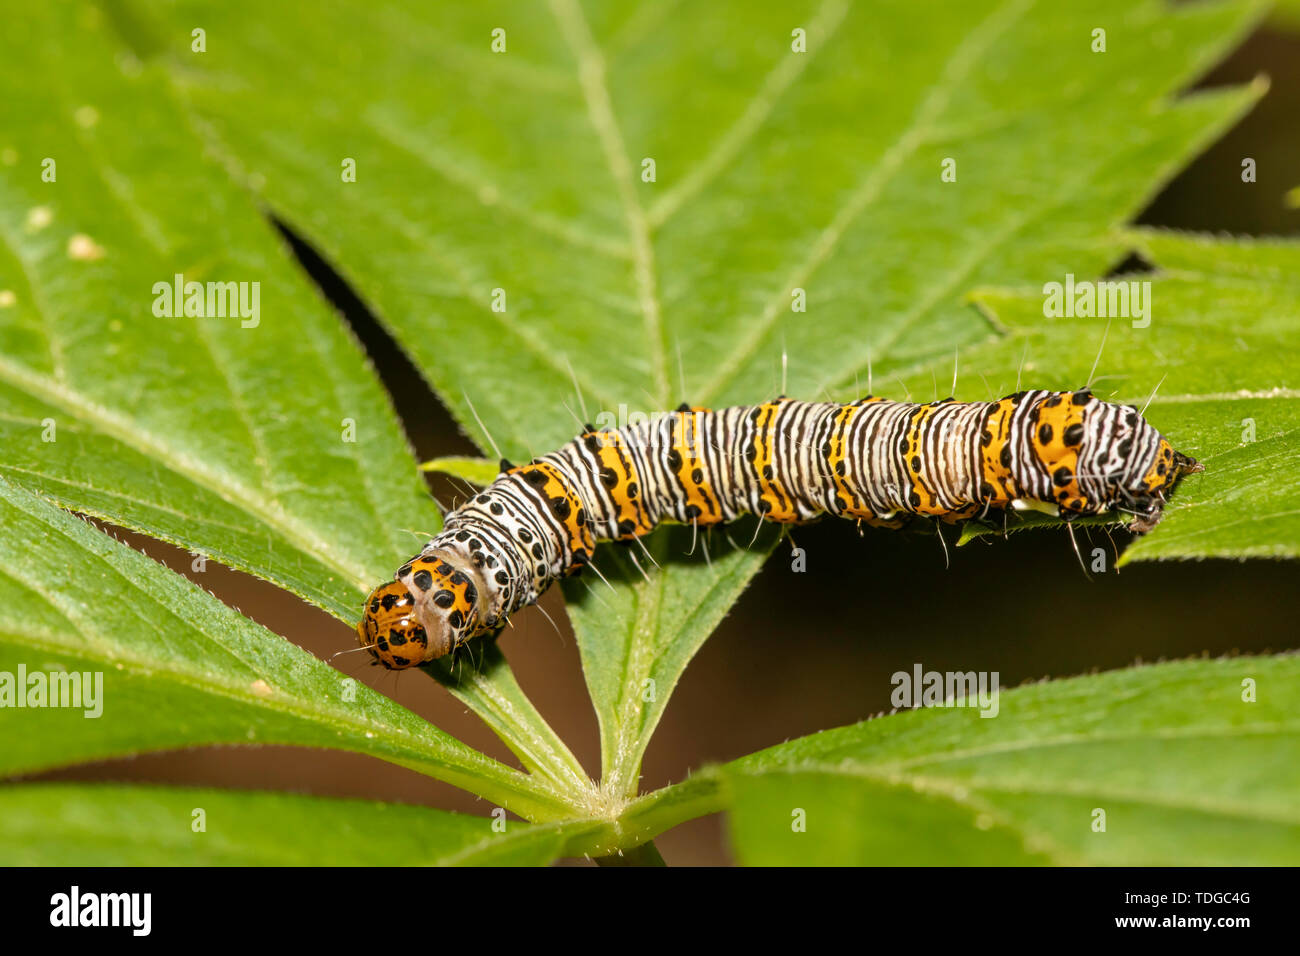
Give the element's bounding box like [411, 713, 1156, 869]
[357, 389, 1201, 669]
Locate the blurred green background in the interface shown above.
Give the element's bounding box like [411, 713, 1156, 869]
[30, 16, 1300, 865]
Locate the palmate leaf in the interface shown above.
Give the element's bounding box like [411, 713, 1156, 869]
[141, 0, 1272, 803]
[0, 3, 580, 789]
[948, 231, 1300, 559]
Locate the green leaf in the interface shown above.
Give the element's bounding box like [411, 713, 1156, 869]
[0, 783, 587, 865]
[1271, 0, 1300, 31]
[141, 0, 1271, 800]
[0, 477, 577, 821]
[628, 655, 1300, 865]
[0, 3, 581, 792]
[0, 4, 440, 622]
[419, 455, 501, 486]
[956, 231, 1300, 560]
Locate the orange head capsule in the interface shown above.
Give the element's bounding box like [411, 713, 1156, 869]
[356, 553, 485, 669]
[356, 581, 435, 669]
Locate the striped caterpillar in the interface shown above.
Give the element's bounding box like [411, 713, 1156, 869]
[358, 389, 1201, 669]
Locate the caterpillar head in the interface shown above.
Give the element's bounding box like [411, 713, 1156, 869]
[356, 554, 484, 669]
[1030, 391, 1202, 532]
[1122, 437, 1204, 533]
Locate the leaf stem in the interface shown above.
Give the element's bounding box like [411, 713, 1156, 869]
[423, 643, 594, 800]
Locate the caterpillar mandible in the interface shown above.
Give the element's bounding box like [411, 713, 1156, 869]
[357, 389, 1202, 669]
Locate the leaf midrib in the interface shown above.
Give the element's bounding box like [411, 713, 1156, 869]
[742, 760, 1300, 827]
[549, 0, 670, 408]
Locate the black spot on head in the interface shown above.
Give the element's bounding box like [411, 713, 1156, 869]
[381, 592, 399, 610]
[392, 656, 410, 667]
[388, 630, 408, 646]
[433, 589, 455, 608]
[409, 626, 427, 646]
[412, 569, 433, 591]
